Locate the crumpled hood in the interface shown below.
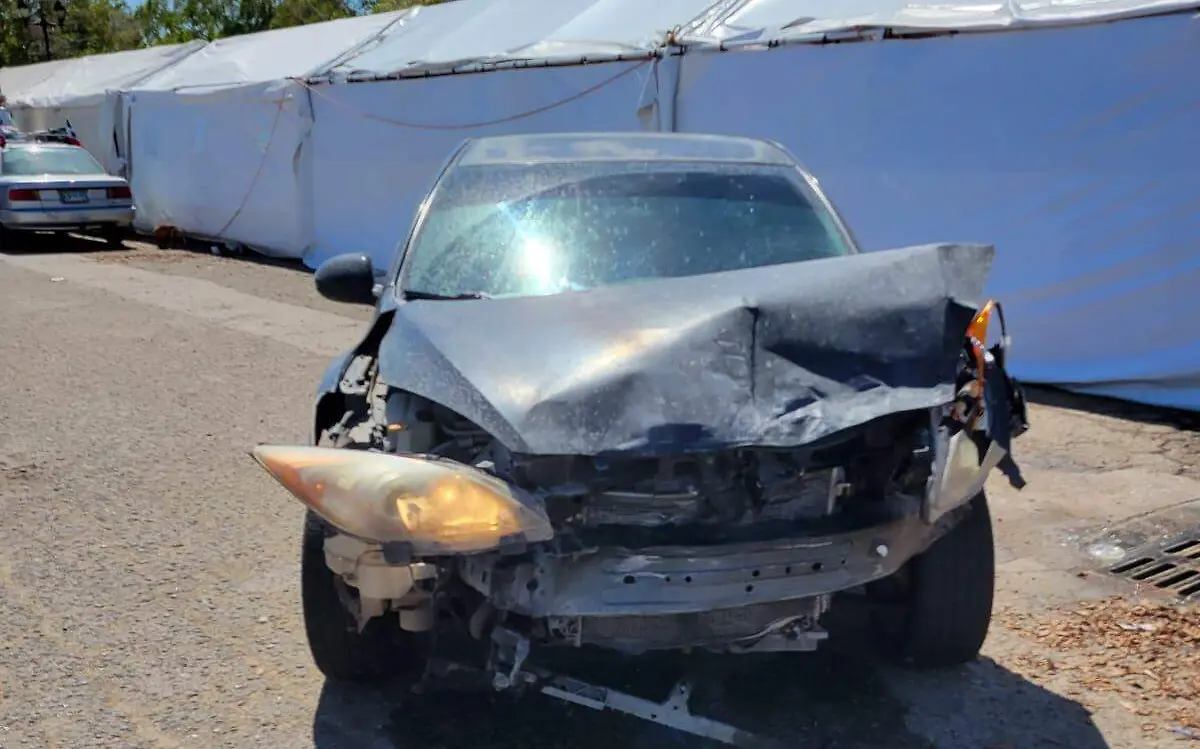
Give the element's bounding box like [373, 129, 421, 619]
[376, 243, 994, 456]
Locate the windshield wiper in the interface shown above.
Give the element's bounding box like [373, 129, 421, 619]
[400, 289, 492, 301]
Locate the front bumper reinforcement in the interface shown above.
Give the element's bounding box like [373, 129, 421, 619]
[542, 674, 783, 749]
[425, 657, 784, 749]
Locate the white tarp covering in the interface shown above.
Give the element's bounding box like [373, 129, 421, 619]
[673, 12, 1200, 408]
[1, 43, 205, 172]
[4, 42, 206, 108]
[0, 58, 70, 100]
[132, 12, 409, 93]
[9, 100, 110, 162]
[306, 60, 658, 264]
[316, 0, 714, 77]
[677, 0, 1200, 42]
[126, 82, 313, 255]
[121, 11, 411, 256]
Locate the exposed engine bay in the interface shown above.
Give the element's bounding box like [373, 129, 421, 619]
[308, 297, 1027, 659]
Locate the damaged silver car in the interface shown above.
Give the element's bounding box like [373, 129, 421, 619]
[252, 132, 1029, 746]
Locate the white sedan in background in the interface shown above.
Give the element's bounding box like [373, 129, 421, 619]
[0, 140, 134, 248]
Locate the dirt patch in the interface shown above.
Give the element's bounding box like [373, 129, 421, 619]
[0, 463, 40, 483]
[1023, 388, 1200, 481]
[89, 243, 198, 265]
[0, 454, 44, 484]
[999, 598, 1199, 739]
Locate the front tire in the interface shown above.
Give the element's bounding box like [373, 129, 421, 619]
[874, 492, 995, 668]
[301, 511, 427, 683]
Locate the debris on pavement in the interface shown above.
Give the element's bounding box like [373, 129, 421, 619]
[999, 597, 1199, 735]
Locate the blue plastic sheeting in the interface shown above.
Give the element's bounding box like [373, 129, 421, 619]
[304, 61, 657, 268]
[315, 0, 715, 78]
[674, 13, 1200, 409]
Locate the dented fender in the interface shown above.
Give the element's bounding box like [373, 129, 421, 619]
[924, 427, 1006, 523]
[925, 302, 1030, 522]
[311, 352, 354, 445]
[316, 352, 354, 399]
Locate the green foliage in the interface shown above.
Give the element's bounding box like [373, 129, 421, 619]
[0, 0, 450, 68]
[271, 0, 352, 30]
[60, 0, 142, 55]
[362, 0, 444, 14]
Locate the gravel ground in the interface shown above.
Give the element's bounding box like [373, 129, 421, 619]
[0, 238, 1196, 749]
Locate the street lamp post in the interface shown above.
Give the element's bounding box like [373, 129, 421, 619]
[15, 0, 69, 62]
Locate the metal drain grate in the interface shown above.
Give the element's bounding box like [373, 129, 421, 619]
[1109, 534, 1200, 602]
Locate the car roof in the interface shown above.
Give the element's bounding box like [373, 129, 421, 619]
[456, 132, 799, 168]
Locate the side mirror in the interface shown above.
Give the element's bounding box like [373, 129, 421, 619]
[315, 253, 377, 305]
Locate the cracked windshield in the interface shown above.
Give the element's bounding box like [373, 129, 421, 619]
[401, 162, 852, 299]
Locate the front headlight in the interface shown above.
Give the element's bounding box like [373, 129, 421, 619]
[251, 445, 554, 554]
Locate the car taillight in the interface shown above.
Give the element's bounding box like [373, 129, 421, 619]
[107, 185, 132, 200]
[8, 188, 39, 201]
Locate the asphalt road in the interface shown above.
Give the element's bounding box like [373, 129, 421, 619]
[1, 238, 1196, 749]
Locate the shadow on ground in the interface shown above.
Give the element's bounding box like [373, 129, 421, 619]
[311, 629, 1110, 749]
[0, 227, 313, 273]
[1026, 384, 1198, 432]
[0, 230, 116, 255]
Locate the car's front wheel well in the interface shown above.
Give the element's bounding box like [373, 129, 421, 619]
[313, 392, 346, 444]
[312, 311, 398, 444]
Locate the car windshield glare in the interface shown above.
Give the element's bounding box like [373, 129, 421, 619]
[1, 146, 105, 176]
[400, 161, 852, 300]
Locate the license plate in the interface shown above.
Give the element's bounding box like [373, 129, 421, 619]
[60, 189, 89, 204]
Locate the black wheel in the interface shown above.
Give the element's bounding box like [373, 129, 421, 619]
[871, 492, 995, 668]
[301, 510, 428, 683]
[104, 225, 125, 248]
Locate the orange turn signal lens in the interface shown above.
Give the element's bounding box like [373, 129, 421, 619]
[967, 300, 995, 346]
